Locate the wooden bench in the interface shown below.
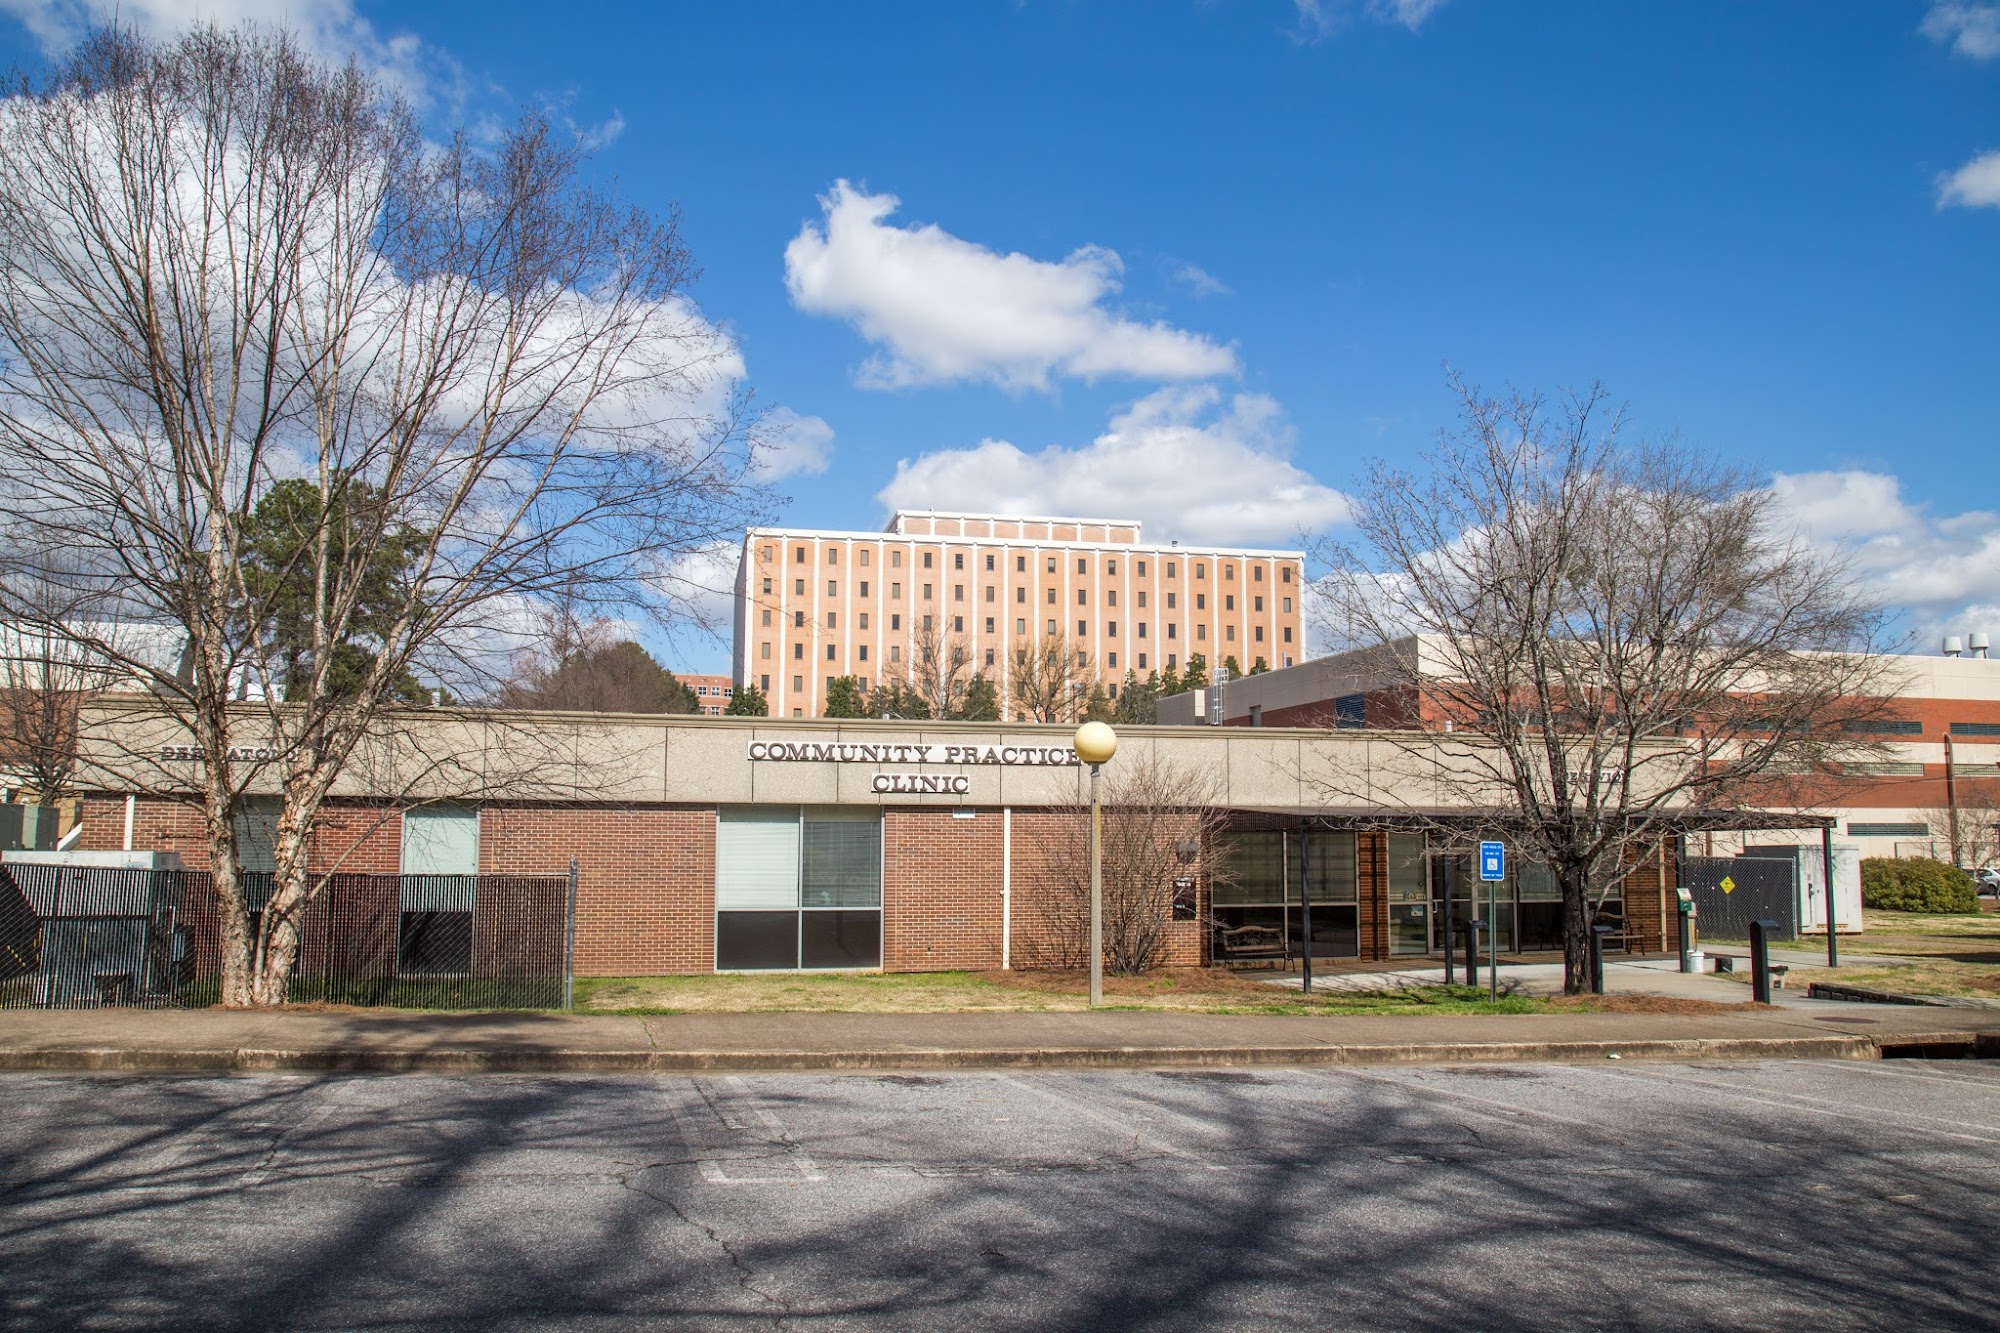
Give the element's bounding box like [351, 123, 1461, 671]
[1215, 924, 1289, 966]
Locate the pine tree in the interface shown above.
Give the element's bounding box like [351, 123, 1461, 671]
[1250, 657, 1270, 674]
[1082, 681, 1114, 722]
[1222, 655, 1242, 679]
[959, 673, 1000, 721]
[1158, 666, 1182, 697]
[725, 682, 768, 716]
[823, 675, 868, 718]
[1182, 654, 1209, 692]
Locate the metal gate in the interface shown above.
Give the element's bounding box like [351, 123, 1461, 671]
[1682, 855, 1798, 942]
[0, 863, 574, 1010]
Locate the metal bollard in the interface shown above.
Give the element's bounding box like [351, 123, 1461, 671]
[1589, 925, 1615, 995]
[1749, 918, 1780, 1004]
[1443, 909, 1456, 986]
[1462, 918, 1483, 989]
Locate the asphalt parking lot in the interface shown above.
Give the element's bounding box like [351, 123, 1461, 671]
[3, 1059, 1998, 1330]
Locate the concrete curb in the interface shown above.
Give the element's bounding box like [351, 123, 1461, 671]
[0, 1030, 1951, 1074]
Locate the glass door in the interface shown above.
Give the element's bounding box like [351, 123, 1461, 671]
[1432, 852, 1515, 954]
[1386, 833, 1430, 955]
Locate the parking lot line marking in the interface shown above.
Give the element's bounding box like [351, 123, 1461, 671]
[997, 1074, 1229, 1172]
[1600, 1066, 2000, 1145]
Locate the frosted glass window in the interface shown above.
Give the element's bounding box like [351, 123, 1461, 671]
[717, 808, 800, 909]
[402, 806, 479, 875]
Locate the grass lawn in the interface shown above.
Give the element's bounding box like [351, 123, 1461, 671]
[572, 968, 1738, 1018]
[1708, 905, 2000, 1000]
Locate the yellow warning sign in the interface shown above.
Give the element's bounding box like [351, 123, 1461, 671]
[1720, 876, 1736, 895]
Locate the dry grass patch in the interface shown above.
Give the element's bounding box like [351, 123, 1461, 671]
[573, 967, 1558, 1016]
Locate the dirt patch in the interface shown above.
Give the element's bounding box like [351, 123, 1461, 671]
[1546, 994, 1768, 1016]
[979, 967, 1282, 1000]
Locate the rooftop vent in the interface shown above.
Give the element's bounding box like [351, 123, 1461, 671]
[1972, 631, 1991, 660]
[1944, 635, 1964, 657]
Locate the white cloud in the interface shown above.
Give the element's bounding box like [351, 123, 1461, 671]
[876, 385, 1349, 546]
[1771, 469, 2000, 646]
[1939, 149, 2000, 208]
[0, 0, 464, 108]
[1922, 2, 2000, 59]
[783, 180, 1238, 392]
[1291, 0, 1446, 40]
[1171, 262, 1233, 298]
[750, 408, 834, 482]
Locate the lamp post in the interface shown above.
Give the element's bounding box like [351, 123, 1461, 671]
[1074, 720, 1119, 1007]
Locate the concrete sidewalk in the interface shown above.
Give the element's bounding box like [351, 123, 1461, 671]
[3, 1001, 1997, 1074]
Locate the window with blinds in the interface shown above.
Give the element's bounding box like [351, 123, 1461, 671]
[717, 807, 882, 969]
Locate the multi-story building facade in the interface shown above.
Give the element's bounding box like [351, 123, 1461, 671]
[678, 673, 736, 716]
[733, 511, 1306, 719]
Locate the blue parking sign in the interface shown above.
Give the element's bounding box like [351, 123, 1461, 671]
[1479, 841, 1505, 881]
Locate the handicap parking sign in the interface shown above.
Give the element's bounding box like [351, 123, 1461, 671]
[1479, 841, 1505, 881]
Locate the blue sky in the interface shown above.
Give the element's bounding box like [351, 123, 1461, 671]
[2, 1, 1997, 673]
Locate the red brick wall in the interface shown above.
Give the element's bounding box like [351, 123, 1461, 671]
[75, 796, 401, 874]
[481, 805, 716, 977]
[882, 809, 1004, 971]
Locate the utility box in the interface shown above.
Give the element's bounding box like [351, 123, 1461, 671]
[1743, 843, 1863, 936]
[0, 806, 60, 851]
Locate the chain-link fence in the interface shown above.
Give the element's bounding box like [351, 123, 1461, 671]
[0, 863, 574, 1010]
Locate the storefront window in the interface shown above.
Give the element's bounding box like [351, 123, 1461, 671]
[1212, 830, 1358, 959]
[717, 807, 882, 969]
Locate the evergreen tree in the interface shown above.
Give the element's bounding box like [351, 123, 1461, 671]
[1112, 668, 1158, 725]
[1222, 655, 1242, 679]
[959, 673, 1000, 721]
[823, 675, 868, 718]
[868, 679, 933, 719]
[1250, 657, 1270, 674]
[1158, 665, 1182, 698]
[1182, 654, 1209, 692]
[724, 683, 769, 716]
[241, 478, 429, 704]
[1082, 680, 1114, 722]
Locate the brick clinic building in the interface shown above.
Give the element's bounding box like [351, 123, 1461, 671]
[1157, 635, 2000, 865]
[61, 710, 1747, 979]
[732, 511, 1306, 720]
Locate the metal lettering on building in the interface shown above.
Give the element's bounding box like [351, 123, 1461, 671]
[746, 741, 1078, 766]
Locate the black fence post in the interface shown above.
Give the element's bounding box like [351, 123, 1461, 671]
[1462, 918, 1480, 989]
[1821, 825, 1838, 969]
[1750, 918, 1777, 1005]
[1298, 827, 1313, 995]
[1588, 925, 1610, 995]
[1442, 904, 1455, 986]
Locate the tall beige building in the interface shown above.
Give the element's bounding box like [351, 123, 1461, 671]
[733, 510, 1306, 719]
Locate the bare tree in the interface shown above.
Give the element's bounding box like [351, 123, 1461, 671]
[1920, 788, 2000, 870]
[1005, 630, 1101, 723]
[880, 618, 977, 719]
[0, 26, 762, 1005]
[1024, 751, 1231, 974]
[1311, 375, 1899, 993]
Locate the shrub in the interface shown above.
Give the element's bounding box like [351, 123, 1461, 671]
[1860, 857, 1977, 913]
